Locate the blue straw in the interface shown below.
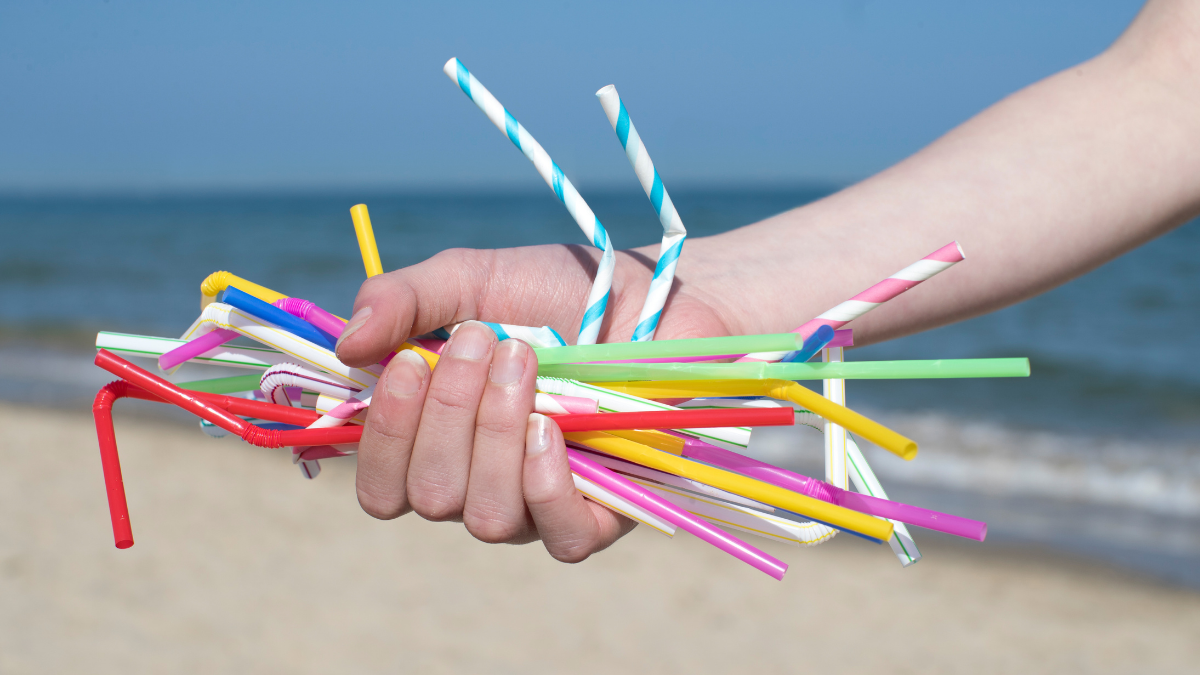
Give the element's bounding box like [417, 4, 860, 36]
[219, 287, 338, 352]
[781, 325, 836, 363]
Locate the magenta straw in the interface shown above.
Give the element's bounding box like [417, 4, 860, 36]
[669, 433, 986, 541]
[565, 447, 788, 579]
[273, 298, 345, 339]
[158, 328, 239, 371]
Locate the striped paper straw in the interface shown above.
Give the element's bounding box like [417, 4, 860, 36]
[443, 58, 615, 345]
[596, 86, 687, 342]
[741, 242, 965, 362]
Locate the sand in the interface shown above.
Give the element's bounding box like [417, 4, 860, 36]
[2, 403, 1198, 674]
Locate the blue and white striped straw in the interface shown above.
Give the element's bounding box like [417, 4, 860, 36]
[596, 85, 687, 342]
[443, 58, 614, 346]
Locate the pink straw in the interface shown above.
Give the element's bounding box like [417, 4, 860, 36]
[273, 298, 345, 338]
[158, 328, 239, 371]
[565, 447, 788, 579]
[740, 242, 964, 361]
[669, 433, 986, 541]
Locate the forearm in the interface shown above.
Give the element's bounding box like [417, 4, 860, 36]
[677, 0, 1200, 346]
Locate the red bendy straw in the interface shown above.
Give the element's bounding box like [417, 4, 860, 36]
[549, 407, 794, 432]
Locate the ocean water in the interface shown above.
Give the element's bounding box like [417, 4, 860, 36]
[2, 189, 1197, 584]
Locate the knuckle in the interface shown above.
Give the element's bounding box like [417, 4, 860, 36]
[463, 506, 524, 544]
[356, 485, 408, 521]
[425, 382, 480, 416]
[406, 478, 464, 522]
[546, 535, 596, 564]
[473, 415, 522, 442]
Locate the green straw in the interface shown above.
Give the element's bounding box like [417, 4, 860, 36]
[537, 358, 1031, 382]
[532, 333, 801, 365]
[177, 374, 263, 394]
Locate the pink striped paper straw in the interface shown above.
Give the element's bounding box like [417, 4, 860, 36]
[565, 447, 787, 579]
[741, 242, 964, 362]
[158, 328, 239, 371]
[535, 393, 599, 415]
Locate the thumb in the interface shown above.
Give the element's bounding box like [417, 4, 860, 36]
[335, 248, 491, 367]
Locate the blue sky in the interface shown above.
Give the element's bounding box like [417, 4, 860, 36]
[0, 1, 1144, 192]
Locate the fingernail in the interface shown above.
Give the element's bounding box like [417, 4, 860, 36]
[335, 306, 372, 354]
[489, 339, 528, 385]
[445, 320, 492, 361]
[526, 413, 552, 457]
[385, 349, 427, 397]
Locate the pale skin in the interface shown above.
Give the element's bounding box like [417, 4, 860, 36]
[335, 0, 1200, 562]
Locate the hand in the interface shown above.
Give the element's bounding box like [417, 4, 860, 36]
[334, 243, 736, 561]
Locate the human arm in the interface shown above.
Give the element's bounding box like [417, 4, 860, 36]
[335, 0, 1200, 558]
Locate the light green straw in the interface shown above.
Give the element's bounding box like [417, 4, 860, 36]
[537, 358, 1031, 381]
[177, 374, 263, 394]
[532, 333, 802, 365]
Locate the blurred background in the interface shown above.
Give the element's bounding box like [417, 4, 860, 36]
[2, 1, 1198, 672]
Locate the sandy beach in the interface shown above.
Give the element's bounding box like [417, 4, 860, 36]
[2, 402, 1198, 674]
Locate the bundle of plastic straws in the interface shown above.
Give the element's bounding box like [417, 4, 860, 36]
[88, 59, 1032, 579]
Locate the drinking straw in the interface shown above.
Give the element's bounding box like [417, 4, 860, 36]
[444, 58, 614, 346]
[200, 271, 288, 310]
[435, 322, 569, 348]
[274, 298, 346, 340]
[565, 447, 787, 579]
[180, 303, 379, 390]
[176, 373, 263, 394]
[846, 436, 921, 565]
[582, 450, 835, 546]
[596, 86, 687, 343]
[675, 435, 985, 540]
[604, 429, 685, 455]
[595, 379, 918, 460]
[820, 347, 849, 492]
[483, 323, 568, 348]
[259, 363, 362, 400]
[96, 352, 365, 447]
[549, 406, 794, 433]
[220, 287, 338, 352]
[563, 430, 894, 542]
[538, 357, 1031, 381]
[97, 331, 284, 371]
[781, 325, 835, 363]
[533, 333, 801, 365]
[571, 473, 677, 537]
[742, 241, 965, 361]
[350, 204, 384, 278]
[158, 328, 239, 371]
[532, 392, 599, 415]
[537, 377, 751, 452]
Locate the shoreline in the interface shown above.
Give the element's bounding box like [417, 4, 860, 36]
[3, 402, 1199, 672]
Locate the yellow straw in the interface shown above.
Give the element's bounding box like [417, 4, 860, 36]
[563, 431, 894, 541]
[604, 429, 685, 455]
[199, 271, 288, 309]
[350, 204, 384, 278]
[594, 379, 918, 461]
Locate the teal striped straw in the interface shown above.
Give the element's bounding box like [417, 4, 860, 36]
[443, 58, 614, 346]
[596, 85, 687, 342]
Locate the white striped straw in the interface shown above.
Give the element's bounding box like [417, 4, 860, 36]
[443, 58, 614, 346]
[595, 86, 687, 342]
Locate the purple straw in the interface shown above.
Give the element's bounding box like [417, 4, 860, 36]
[158, 329, 239, 371]
[669, 433, 987, 541]
[565, 448, 788, 580]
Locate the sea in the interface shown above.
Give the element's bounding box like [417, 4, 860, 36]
[2, 188, 1197, 586]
